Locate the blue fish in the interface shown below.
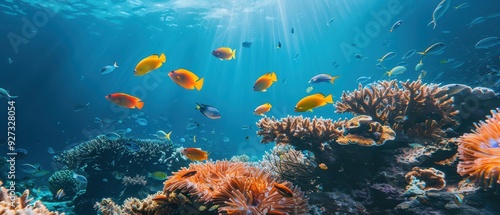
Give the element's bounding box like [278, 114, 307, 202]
[124, 142, 141, 152]
[308, 74, 340, 84]
[73, 172, 88, 184]
[101, 62, 118, 74]
[196, 103, 221, 119]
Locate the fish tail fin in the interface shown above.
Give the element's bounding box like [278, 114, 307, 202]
[159, 53, 166, 63]
[383, 72, 389, 78]
[377, 59, 383, 62]
[136, 101, 144, 109]
[330, 76, 340, 84]
[417, 52, 426, 55]
[308, 109, 313, 113]
[166, 131, 172, 141]
[427, 20, 435, 28]
[270, 72, 278, 82]
[232, 49, 236, 59]
[195, 103, 201, 110]
[195, 78, 204, 90]
[390, 29, 393, 33]
[114, 62, 119, 68]
[324, 94, 334, 104]
[147, 172, 152, 178]
[8, 96, 18, 100]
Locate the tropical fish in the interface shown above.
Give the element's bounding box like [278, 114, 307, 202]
[168, 69, 204, 90]
[241, 125, 252, 130]
[390, 20, 403, 32]
[134, 53, 166, 76]
[356, 76, 371, 84]
[377, 52, 396, 62]
[418, 70, 427, 80]
[294, 93, 333, 112]
[376, 63, 387, 70]
[253, 103, 272, 116]
[32, 170, 50, 177]
[15, 148, 28, 160]
[418, 42, 446, 56]
[306, 86, 313, 93]
[475, 37, 500, 49]
[428, 0, 450, 29]
[453, 193, 464, 206]
[182, 148, 209, 161]
[439, 58, 454, 64]
[402, 49, 416, 60]
[242, 42, 252, 48]
[415, 60, 424, 71]
[105, 93, 144, 109]
[212, 47, 236, 60]
[56, 189, 65, 199]
[385, 66, 407, 77]
[454, 3, 469, 10]
[181, 170, 197, 179]
[308, 74, 340, 84]
[101, 62, 118, 74]
[253, 72, 277, 92]
[73, 102, 90, 112]
[155, 130, 172, 140]
[273, 183, 294, 198]
[152, 194, 168, 205]
[319, 163, 328, 170]
[196, 103, 221, 119]
[135, 118, 148, 126]
[276, 41, 281, 49]
[148, 171, 168, 180]
[20, 163, 41, 174]
[185, 122, 200, 130]
[104, 132, 120, 141]
[124, 142, 141, 152]
[467, 17, 486, 28]
[291, 27, 294, 34]
[441, 84, 470, 95]
[327, 18, 334, 25]
[0, 88, 18, 100]
[294, 53, 300, 60]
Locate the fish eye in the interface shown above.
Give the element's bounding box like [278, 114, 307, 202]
[170, 71, 174, 73]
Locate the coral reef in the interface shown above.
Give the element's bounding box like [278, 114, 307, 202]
[163, 161, 309, 214]
[405, 167, 446, 192]
[94, 193, 179, 215]
[52, 137, 188, 214]
[262, 145, 320, 192]
[457, 108, 500, 193]
[337, 115, 396, 146]
[0, 181, 63, 214]
[122, 175, 147, 186]
[335, 80, 458, 143]
[48, 170, 81, 200]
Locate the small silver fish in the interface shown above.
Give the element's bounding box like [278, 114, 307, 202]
[356, 76, 371, 84]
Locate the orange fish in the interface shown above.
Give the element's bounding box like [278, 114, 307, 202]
[212, 47, 236, 60]
[273, 183, 294, 198]
[168, 69, 204, 90]
[134, 53, 166, 76]
[253, 72, 277, 92]
[253, 103, 272, 116]
[319, 163, 328, 170]
[152, 194, 168, 205]
[294, 93, 333, 112]
[105, 93, 144, 109]
[182, 148, 209, 161]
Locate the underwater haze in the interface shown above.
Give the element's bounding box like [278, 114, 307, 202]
[1, 0, 500, 214]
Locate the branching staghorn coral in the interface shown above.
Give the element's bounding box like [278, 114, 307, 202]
[0, 181, 63, 215]
[457, 108, 500, 193]
[335, 80, 458, 142]
[163, 161, 309, 215]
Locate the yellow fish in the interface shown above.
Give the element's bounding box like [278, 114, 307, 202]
[253, 103, 272, 116]
[134, 53, 166, 76]
[168, 69, 204, 90]
[182, 148, 209, 161]
[294, 93, 333, 112]
[319, 163, 328, 170]
[148, 171, 168, 180]
[212, 47, 236, 60]
[253, 72, 277, 92]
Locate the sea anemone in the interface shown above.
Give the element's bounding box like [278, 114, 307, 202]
[163, 161, 309, 214]
[457, 108, 500, 193]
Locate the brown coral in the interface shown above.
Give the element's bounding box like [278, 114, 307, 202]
[457, 108, 500, 193]
[94, 193, 180, 215]
[163, 161, 309, 215]
[404, 167, 446, 191]
[0, 181, 63, 215]
[335, 80, 458, 142]
[336, 115, 396, 146]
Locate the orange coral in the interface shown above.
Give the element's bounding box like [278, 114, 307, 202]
[404, 167, 446, 191]
[457, 108, 500, 192]
[337, 115, 395, 146]
[0, 181, 63, 215]
[335, 80, 458, 142]
[163, 161, 309, 215]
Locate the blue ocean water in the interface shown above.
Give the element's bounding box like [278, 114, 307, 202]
[0, 0, 500, 214]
